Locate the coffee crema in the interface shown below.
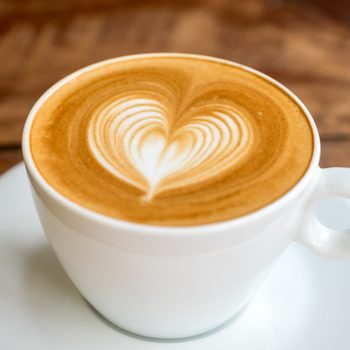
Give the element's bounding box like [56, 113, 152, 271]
[30, 54, 313, 226]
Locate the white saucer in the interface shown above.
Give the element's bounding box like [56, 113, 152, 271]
[1, 163, 350, 349]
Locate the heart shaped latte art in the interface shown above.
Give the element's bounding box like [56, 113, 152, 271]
[88, 93, 252, 201]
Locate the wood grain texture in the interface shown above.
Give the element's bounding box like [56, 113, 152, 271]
[0, 147, 22, 174]
[0, 0, 349, 173]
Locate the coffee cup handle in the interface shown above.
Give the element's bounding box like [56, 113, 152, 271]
[298, 167, 350, 260]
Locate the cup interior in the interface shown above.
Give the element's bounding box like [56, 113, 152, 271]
[22, 53, 321, 234]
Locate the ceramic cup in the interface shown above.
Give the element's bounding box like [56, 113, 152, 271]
[22, 54, 350, 339]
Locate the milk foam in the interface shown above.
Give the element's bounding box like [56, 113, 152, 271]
[88, 93, 251, 200]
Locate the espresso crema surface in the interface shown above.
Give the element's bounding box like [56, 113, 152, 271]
[30, 55, 313, 226]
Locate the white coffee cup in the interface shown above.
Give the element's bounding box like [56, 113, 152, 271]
[22, 54, 350, 339]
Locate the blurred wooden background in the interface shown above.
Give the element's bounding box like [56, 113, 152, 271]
[0, 0, 349, 174]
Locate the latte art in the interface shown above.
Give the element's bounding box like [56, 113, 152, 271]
[30, 54, 313, 226]
[88, 94, 252, 200]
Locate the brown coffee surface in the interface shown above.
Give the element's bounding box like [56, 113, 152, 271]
[30, 54, 313, 226]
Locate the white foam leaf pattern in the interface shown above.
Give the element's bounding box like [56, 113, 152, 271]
[88, 95, 252, 200]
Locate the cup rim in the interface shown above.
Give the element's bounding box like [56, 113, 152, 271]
[22, 52, 321, 235]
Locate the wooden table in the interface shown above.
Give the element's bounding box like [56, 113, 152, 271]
[1, 0, 349, 174]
